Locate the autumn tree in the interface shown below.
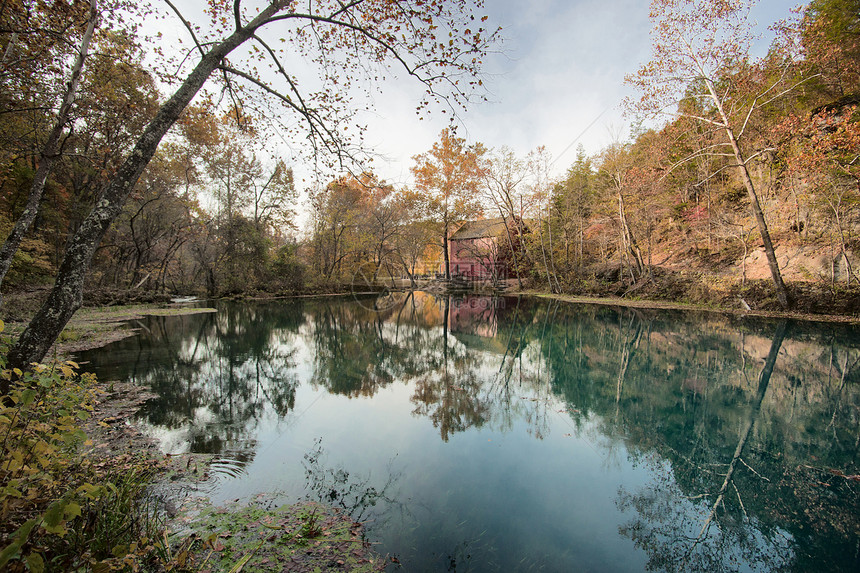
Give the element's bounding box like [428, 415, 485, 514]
[776, 0, 860, 284]
[0, 1, 162, 296]
[195, 116, 297, 290]
[596, 141, 647, 280]
[0, 0, 99, 302]
[522, 146, 561, 292]
[94, 146, 198, 291]
[799, 0, 860, 101]
[626, 0, 799, 308]
[388, 188, 437, 286]
[6, 0, 498, 374]
[308, 174, 374, 282]
[412, 128, 486, 279]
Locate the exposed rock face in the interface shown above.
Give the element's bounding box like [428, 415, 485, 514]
[741, 245, 858, 284]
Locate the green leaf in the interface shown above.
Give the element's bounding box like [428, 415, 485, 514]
[41, 501, 65, 530]
[64, 502, 81, 520]
[20, 389, 35, 406]
[0, 518, 39, 568]
[3, 485, 23, 498]
[25, 551, 44, 573]
[76, 483, 102, 498]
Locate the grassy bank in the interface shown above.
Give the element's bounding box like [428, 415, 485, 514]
[0, 292, 217, 357]
[520, 288, 860, 324]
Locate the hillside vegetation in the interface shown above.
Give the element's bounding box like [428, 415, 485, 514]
[0, 0, 857, 319]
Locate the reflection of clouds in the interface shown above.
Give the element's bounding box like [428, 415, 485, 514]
[137, 418, 194, 454]
[81, 293, 860, 570]
[137, 404, 256, 460]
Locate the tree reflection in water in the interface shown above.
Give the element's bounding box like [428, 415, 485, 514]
[301, 438, 402, 524]
[74, 293, 860, 572]
[616, 321, 795, 572]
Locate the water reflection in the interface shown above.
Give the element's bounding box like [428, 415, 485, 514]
[76, 293, 860, 572]
[617, 321, 794, 572]
[302, 438, 402, 524]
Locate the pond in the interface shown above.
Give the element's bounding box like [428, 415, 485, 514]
[76, 292, 860, 572]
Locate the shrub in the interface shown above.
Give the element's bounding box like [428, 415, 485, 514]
[0, 322, 168, 571]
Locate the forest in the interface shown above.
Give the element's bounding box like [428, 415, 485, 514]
[1, 0, 859, 354]
[1, 1, 859, 570]
[306, 0, 860, 314]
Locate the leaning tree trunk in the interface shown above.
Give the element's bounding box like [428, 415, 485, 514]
[0, 0, 98, 306]
[706, 79, 790, 309]
[726, 131, 790, 309]
[4, 4, 284, 378]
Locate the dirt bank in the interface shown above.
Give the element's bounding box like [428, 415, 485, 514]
[521, 290, 860, 324]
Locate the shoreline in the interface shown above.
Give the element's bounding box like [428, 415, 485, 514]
[2, 303, 218, 355]
[5, 287, 857, 363]
[517, 290, 860, 325]
[55, 289, 854, 570]
[68, 304, 387, 571]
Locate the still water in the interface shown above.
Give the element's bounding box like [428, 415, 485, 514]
[77, 292, 860, 572]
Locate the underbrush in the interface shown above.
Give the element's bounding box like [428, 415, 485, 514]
[0, 321, 172, 572]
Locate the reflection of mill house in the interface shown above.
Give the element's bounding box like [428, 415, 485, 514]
[448, 295, 501, 340]
[447, 217, 522, 281]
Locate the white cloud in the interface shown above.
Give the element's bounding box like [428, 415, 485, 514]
[362, 0, 799, 185]
[141, 0, 802, 217]
[358, 0, 651, 185]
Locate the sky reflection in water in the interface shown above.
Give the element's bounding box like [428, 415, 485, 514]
[77, 293, 860, 572]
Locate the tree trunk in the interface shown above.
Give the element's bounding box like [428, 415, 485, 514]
[537, 207, 554, 293]
[546, 204, 561, 292]
[618, 193, 644, 278]
[496, 207, 523, 289]
[442, 218, 451, 280]
[706, 79, 790, 309]
[727, 131, 790, 308]
[578, 215, 584, 270]
[0, 0, 98, 305]
[5, 4, 283, 375]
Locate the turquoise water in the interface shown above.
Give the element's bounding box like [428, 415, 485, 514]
[77, 293, 860, 572]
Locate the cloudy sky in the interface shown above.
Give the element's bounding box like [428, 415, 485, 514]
[358, 0, 803, 187]
[148, 0, 804, 211]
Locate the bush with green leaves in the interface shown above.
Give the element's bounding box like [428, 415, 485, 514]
[0, 321, 168, 571]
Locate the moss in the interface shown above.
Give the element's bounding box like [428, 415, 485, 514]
[175, 500, 386, 572]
